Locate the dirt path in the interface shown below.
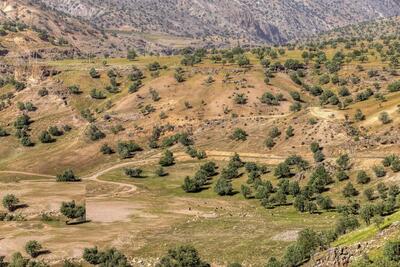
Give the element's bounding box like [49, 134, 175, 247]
[309, 107, 344, 121]
[0, 151, 388, 196]
[0, 171, 55, 178]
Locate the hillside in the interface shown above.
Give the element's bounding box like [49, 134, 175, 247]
[29, 0, 400, 44]
[1, 3, 400, 267]
[316, 16, 400, 42]
[1, 19, 400, 266]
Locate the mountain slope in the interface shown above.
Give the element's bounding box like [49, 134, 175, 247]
[29, 0, 400, 44]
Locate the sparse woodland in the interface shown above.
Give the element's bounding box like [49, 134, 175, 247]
[1, 5, 400, 267]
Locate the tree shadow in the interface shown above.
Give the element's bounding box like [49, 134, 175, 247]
[66, 219, 91, 225]
[13, 203, 29, 211]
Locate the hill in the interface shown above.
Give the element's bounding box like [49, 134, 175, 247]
[29, 0, 400, 45]
[1, 5, 400, 267]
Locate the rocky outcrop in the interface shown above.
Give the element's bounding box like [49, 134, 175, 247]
[314, 242, 372, 267]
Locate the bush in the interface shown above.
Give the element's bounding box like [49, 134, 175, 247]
[336, 154, 350, 170]
[383, 241, 400, 261]
[274, 162, 291, 178]
[336, 171, 349, 181]
[90, 88, 106, 99]
[25, 240, 42, 258]
[234, 93, 247, 104]
[241, 185, 252, 199]
[14, 114, 31, 129]
[124, 168, 143, 178]
[231, 128, 248, 141]
[387, 80, 400, 92]
[56, 169, 80, 182]
[60, 201, 85, 220]
[156, 245, 209, 267]
[68, 85, 81, 94]
[100, 144, 113, 154]
[48, 126, 63, 136]
[155, 166, 167, 177]
[89, 68, 100, 78]
[39, 130, 54, 143]
[0, 127, 8, 137]
[373, 165, 386, 177]
[214, 178, 233, 196]
[182, 177, 202, 193]
[2, 194, 20, 211]
[159, 150, 175, 166]
[117, 141, 142, 159]
[129, 80, 142, 93]
[379, 112, 391, 124]
[357, 171, 370, 184]
[342, 182, 359, 197]
[86, 124, 105, 141]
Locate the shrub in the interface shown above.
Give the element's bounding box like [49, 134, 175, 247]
[86, 124, 105, 141]
[117, 141, 142, 159]
[156, 245, 209, 267]
[89, 68, 100, 78]
[2, 194, 20, 211]
[100, 144, 113, 154]
[39, 130, 54, 143]
[48, 126, 63, 136]
[373, 165, 386, 177]
[159, 150, 175, 166]
[231, 128, 248, 141]
[60, 201, 85, 220]
[124, 168, 143, 178]
[68, 85, 81, 94]
[379, 112, 391, 124]
[342, 182, 358, 197]
[383, 241, 400, 261]
[56, 169, 80, 182]
[336, 171, 349, 181]
[357, 171, 370, 184]
[274, 162, 291, 178]
[214, 178, 233, 196]
[25, 240, 42, 258]
[182, 177, 202, 193]
[155, 166, 167, 177]
[387, 80, 400, 92]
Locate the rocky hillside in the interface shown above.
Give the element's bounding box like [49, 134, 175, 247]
[29, 0, 400, 44]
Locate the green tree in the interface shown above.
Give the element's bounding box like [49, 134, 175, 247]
[214, 178, 233, 196]
[231, 128, 248, 141]
[357, 171, 370, 184]
[56, 169, 80, 182]
[182, 177, 201, 193]
[39, 130, 54, 143]
[25, 240, 42, 258]
[241, 185, 252, 199]
[286, 126, 294, 139]
[156, 245, 209, 267]
[342, 182, 358, 198]
[360, 204, 376, 225]
[100, 144, 113, 155]
[127, 48, 137, 61]
[159, 150, 175, 166]
[124, 168, 143, 178]
[60, 201, 85, 221]
[336, 154, 350, 170]
[2, 194, 19, 212]
[8, 252, 28, 267]
[383, 241, 400, 261]
[363, 188, 375, 201]
[89, 68, 100, 79]
[274, 162, 291, 178]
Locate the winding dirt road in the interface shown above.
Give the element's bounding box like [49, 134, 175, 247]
[0, 150, 389, 196]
